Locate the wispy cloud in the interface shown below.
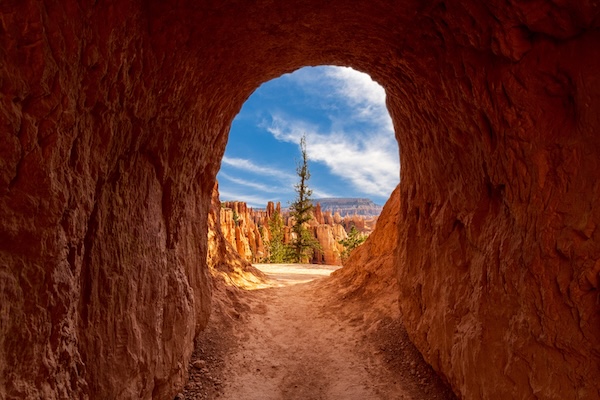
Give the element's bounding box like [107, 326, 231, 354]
[221, 156, 295, 182]
[266, 117, 399, 198]
[264, 67, 399, 199]
[219, 172, 287, 193]
[219, 188, 336, 208]
[220, 156, 337, 204]
[288, 66, 394, 133]
[326, 67, 385, 102]
[311, 187, 337, 199]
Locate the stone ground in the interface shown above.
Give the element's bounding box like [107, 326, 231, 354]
[179, 264, 457, 400]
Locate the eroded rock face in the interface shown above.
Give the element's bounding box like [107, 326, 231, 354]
[207, 184, 265, 285]
[310, 224, 347, 265]
[0, 2, 217, 398]
[220, 201, 265, 262]
[1, 1, 599, 399]
[219, 198, 354, 265]
[328, 186, 402, 323]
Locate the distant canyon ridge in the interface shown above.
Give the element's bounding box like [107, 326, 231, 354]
[218, 188, 379, 265]
[311, 198, 383, 217]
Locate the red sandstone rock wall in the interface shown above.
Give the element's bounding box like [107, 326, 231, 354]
[0, 2, 217, 398]
[1, 1, 599, 399]
[328, 186, 401, 323]
[391, 4, 600, 398]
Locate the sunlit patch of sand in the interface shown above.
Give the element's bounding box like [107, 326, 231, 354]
[212, 266, 267, 290]
[250, 263, 341, 288]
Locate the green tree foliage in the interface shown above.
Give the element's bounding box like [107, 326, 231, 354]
[338, 226, 367, 263]
[232, 209, 240, 227]
[289, 135, 321, 263]
[264, 210, 293, 263]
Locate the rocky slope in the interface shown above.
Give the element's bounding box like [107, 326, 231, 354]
[324, 186, 402, 325]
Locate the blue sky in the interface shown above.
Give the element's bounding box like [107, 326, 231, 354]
[217, 66, 400, 209]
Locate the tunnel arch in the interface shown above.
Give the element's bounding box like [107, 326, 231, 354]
[1, 1, 599, 399]
[218, 65, 399, 207]
[216, 64, 400, 266]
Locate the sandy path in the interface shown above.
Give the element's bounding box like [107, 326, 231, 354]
[182, 264, 455, 400]
[218, 264, 408, 400]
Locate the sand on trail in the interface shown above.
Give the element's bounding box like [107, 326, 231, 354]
[182, 263, 455, 400]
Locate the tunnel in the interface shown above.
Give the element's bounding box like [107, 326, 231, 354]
[1, 1, 599, 399]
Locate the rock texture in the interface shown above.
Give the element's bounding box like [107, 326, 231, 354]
[1, 1, 599, 399]
[220, 201, 265, 263]
[328, 186, 402, 323]
[207, 184, 266, 291]
[310, 223, 348, 265]
[218, 197, 360, 265]
[1, 2, 214, 398]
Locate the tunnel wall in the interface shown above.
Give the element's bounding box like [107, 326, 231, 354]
[392, 7, 600, 398]
[0, 1, 599, 399]
[0, 1, 219, 397]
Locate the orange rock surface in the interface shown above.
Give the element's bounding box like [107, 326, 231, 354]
[220, 201, 265, 262]
[310, 223, 348, 265]
[0, 1, 599, 399]
[328, 185, 402, 323]
[218, 196, 357, 266]
[207, 184, 266, 287]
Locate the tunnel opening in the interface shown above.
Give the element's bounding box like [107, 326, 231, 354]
[215, 65, 399, 267]
[181, 66, 464, 399]
[185, 66, 460, 399]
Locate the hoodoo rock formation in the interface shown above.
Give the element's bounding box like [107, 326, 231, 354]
[207, 184, 266, 295]
[1, 1, 599, 399]
[219, 200, 265, 263]
[218, 196, 362, 265]
[309, 222, 348, 265]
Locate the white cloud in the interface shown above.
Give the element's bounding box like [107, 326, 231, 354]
[288, 66, 394, 133]
[267, 117, 399, 198]
[311, 187, 337, 199]
[323, 67, 386, 107]
[219, 187, 335, 208]
[219, 172, 288, 194]
[220, 155, 338, 202]
[325, 66, 394, 133]
[221, 156, 295, 182]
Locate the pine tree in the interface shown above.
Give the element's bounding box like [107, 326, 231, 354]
[265, 210, 293, 263]
[289, 135, 321, 263]
[338, 225, 367, 263]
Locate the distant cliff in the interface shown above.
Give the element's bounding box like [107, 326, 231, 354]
[312, 198, 382, 217]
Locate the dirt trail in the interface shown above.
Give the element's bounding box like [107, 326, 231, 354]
[182, 264, 456, 400]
